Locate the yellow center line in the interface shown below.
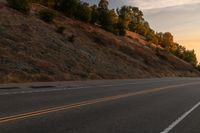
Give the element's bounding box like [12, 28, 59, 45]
[0, 82, 200, 124]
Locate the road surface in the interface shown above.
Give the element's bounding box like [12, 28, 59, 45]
[0, 78, 200, 133]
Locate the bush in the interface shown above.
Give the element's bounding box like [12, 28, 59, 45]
[58, 0, 80, 17]
[56, 26, 66, 34]
[38, 9, 55, 22]
[7, 0, 30, 14]
[68, 35, 75, 43]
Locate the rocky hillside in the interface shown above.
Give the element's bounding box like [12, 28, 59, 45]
[0, 3, 199, 83]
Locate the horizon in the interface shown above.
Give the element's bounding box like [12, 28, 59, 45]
[83, 0, 200, 62]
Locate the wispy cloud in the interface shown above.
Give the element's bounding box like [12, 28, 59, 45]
[83, 0, 200, 10]
[83, 0, 200, 59]
[143, 2, 200, 59]
[128, 0, 200, 10]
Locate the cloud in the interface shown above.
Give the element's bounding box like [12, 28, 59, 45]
[143, 3, 200, 31]
[82, 0, 200, 10]
[143, 2, 200, 60]
[128, 0, 200, 10]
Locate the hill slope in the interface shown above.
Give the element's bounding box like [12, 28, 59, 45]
[0, 4, 199, 83]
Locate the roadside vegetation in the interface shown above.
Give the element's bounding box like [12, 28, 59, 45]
[1, 0, 199, 83]
[6, 0, 199, 68]
[38, 9, 55, 22]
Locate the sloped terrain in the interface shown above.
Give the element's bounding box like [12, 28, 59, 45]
[0, 3, 199, 83]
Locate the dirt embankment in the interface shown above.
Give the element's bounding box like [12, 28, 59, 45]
[0, 4, 199, 83]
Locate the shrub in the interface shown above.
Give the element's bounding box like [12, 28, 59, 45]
[68, 35, 75, 43]
[56, 26, 66, 34]
[119, 45, 135, 57]
[38, 9, 55, 22]
[58, 0, 80, 17]
[7, 0, 30, 14]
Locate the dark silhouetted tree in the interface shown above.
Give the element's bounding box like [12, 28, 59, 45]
[75, 2, 91, 22]
[183, 50, 197, 66]
[90, 5, 99, 24]
[58, 0, 80, 17]
[97, 0, 118, 32]
[98, 0, 108, 10]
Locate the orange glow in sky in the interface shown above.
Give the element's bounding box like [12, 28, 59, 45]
[144, 3, 200, 61]
[83, 0, 200, 62]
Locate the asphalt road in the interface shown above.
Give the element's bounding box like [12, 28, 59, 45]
[0, 78, 200, 133]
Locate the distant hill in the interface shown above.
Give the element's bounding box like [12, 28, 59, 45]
[0, 3, 199, 83]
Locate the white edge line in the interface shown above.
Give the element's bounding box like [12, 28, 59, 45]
[161, 101, 200, 133]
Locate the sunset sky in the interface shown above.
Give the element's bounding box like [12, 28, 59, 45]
[83, 0, 200, 61]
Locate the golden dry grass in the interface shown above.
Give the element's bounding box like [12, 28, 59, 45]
[0, 3, 199, 83]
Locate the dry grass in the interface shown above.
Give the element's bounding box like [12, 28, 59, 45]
[0, 3, 199, 83]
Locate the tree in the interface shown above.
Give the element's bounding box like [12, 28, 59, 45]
[146, 29, 158, 45]
[7, 0, 30, 14]
[183, 50, 197, 66]
[162, 32, 174, 51]
[116, 6, 134, 35]
[98, 0, 108, 10]
[90, 5, 99, 24]
[131, 7, 143, 23]
[107, 9, 118, 31]
[99, 9, 118, 31]
[135, 21, 149, 36]
[98, 0, 109, 27]
[117, 6, 146, 36]
[117, 6, 133, 30]
[75, 2, 92, 22]
[58, 0, 80, 17]
[116, 20, 126, 35]
[156, 32, 174, 51]
[97, 0, 118, 32]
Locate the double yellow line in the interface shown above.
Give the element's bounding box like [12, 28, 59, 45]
[0, 82, 199, 124]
